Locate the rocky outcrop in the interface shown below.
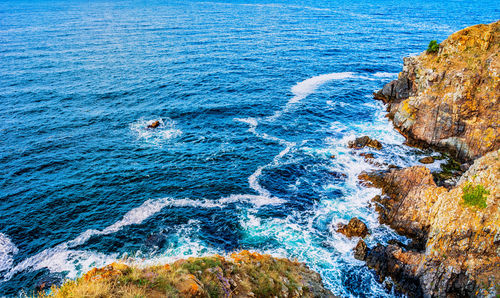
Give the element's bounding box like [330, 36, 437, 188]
[336, 217, 370, 238]
[348, 136, 383, 150]
[359, 241, 424, 296]
[374, 20, 500, 161]
[361, 166, 447, 246]
[359, 150, 500, 297]
[41, 251, 336, 298]
[147, 120, 160, 129]
[418, 156, 434, 164]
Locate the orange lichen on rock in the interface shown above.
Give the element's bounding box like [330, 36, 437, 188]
[374, 20, 500, 161]
[359, 150, 499, 297]
[82, 262, 128, 282]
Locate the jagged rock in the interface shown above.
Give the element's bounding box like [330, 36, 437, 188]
[348, 136, 383, 150]
[354, 240, 368, 260]
[337, 217, 370, 238]
[358, 150, 500, 297]
[363, 243, 423, 296]
[360, 153, 375, 159]
[418, 156, 434, 164]
[460, 163, 471, 172]
[360, 166, 446, 245]
[374, 20, 500, 161]
[147, 120, 160, 129]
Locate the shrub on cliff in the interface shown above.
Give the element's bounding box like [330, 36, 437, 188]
[462, 183, 489, 209]
[426, 40, 439, 54]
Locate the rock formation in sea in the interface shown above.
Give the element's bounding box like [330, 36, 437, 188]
[359, 20, 500, 297]
[38, 251, 336, 298]
[374, 20, 499, 161]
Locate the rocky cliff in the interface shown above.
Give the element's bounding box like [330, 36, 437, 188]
[374, 20, 500, 161]
[358, 20, 500, 297]
[38, 251, 335, 298]
[359, 150, 499, 296]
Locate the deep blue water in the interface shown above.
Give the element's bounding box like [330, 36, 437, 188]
[0, 0, 497, 296]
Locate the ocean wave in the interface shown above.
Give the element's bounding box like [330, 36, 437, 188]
[372, 72, 398, 78]
[2, 197, 226, 281]
[0, 234, 18, 273]
[267, 72, 356, 121]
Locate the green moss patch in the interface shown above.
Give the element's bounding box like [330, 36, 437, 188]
[462, 183, 489, 209]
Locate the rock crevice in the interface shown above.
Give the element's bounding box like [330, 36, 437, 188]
[374, 21, 500, 161]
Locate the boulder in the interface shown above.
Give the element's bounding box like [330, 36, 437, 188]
[147, 120, 160, 129]
[418, 156, 434, 164]
[360, 153, 375, 159]
[336, 217, 370, 238]
[354, 240, 368, 260]
[348, 136, 383, 150]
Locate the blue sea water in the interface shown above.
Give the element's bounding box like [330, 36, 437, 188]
[0, 0, 497, 296]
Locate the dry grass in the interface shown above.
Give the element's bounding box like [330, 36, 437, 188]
[36, 251, 325, 298]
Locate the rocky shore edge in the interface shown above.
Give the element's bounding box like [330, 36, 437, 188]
[37, 251, 335, 298]
[36, 20, 498, 298]
[350, 20, 499, 297]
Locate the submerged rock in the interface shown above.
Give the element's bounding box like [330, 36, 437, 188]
[348, 136, 383, 150]
[337, 217, 370, 238]
[418, 156, 434, 164]
[374, 20, 500, 161]
[360, 152, 375, 159]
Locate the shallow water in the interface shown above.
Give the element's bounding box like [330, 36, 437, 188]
[0, 0, 497, 296]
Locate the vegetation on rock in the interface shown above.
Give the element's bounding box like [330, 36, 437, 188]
[426, 40, 439, 53]
[37, 251, 335, 298]
[374, 20, 500, 160]
[359, 150, 499, 297]
[462, 183, 489, 209]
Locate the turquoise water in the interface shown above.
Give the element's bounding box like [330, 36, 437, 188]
[0, 0, 497, 296]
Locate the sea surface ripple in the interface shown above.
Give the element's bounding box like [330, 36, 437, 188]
[0, 0, 497, 296]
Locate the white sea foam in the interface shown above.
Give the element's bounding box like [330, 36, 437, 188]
[3, 197, 226, 281]
[373, 72, 398, 78]
[4, 71, 420, 294]
[130, 117, 182, 145]
[0, 233, 18, 272]
[267, 72, 355, 121]
[220, 194, 285, 207]
[128, 220, 216, 268]
[291, 72, 355, 104]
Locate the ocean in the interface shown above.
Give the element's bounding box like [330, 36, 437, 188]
[0, 0, 497, 296]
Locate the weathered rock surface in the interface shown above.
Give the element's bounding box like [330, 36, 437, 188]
[374, 20, 500, 161]
[361, 166, 447, 245]
[336, 217, 370, 238]
[361, 243, 423, 296]
[348, 136, 383, 150]
[359, 150, 500, 297]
